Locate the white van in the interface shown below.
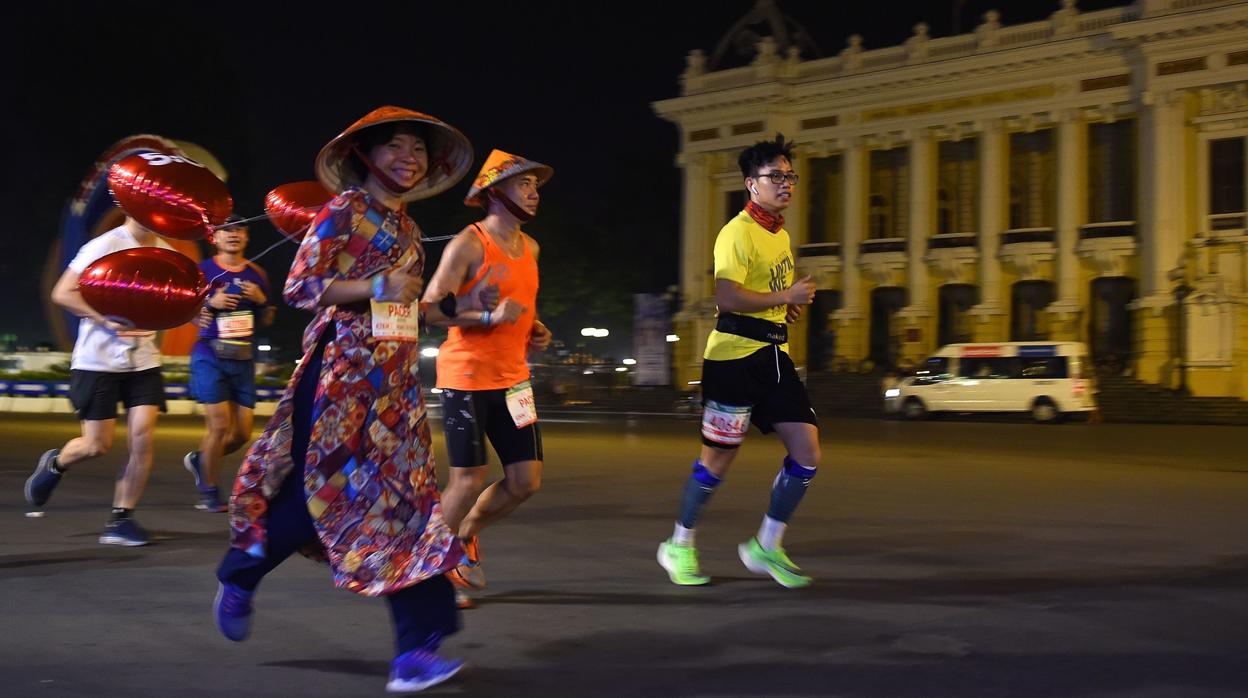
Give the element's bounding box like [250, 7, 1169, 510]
[884, 342, 1097, 423]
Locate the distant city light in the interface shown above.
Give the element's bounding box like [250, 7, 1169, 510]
[430, 387, 443, 394]
[666, 334, 680, 342]
[622, 358, 637, 365]
[582, 369, 593, 375]
[615, 367, 627, 372]
[257, 344, 272, 352]
[593, 328, 609, 338]
[580, 327, 596, 337]
[420, 347, 440, 358]
[687, 380, 701, 385]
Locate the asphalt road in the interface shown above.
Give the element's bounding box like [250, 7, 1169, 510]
[1, 413, 1245, 697]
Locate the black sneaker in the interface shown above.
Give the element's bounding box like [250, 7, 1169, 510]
[25, 449, 63, 507]
[99, 518, 150, 546]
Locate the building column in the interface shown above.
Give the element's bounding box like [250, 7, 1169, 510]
[1048, 110, 1086, 339]
[971, 119, 1008, 340]
[1139, 91, 1186, 298]
[835, 140, 866, 362]
[675, 151, 711, 388]
[899, 129, 934, 363]
[1134, 91, 1188, 386]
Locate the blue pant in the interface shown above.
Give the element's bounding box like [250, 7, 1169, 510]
[217, 327, 458, 654]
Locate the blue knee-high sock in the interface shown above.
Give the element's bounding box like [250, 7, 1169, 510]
[767, 456, 817, 523]
[677, 460, 722, 529]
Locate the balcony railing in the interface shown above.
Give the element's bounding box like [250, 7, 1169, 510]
[797, 242, 842, 258]
[859, 238, 907, 254]
[1001, 227, 1055, 245]
[1208, 212, 1246, 234]
[1080, 221, 1136, 239]
[927, 233, 978, 250]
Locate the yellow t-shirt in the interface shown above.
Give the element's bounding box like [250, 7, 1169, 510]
[703, 211, 795, 361]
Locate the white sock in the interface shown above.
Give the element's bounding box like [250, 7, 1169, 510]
[672, 523, 695, 546]
[757, 516, 786, 551]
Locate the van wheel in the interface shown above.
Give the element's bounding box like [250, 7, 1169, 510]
[902, 397, 928, 420]
[1031, 398, 1060, 424]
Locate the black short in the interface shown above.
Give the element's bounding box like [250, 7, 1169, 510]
[68, 368, 167, 421]
[700, 346, 816, 448]
[439, 388, 543, 468]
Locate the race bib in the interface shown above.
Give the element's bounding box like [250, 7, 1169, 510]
[701, 399, 752, 446]
[370, 300, 420, 342]
[114, 329, 156, 339]
[505, 380, 538, 428]
[215, 311, 254, 339]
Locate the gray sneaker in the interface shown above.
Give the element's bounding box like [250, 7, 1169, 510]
[25, 449, 63, 507]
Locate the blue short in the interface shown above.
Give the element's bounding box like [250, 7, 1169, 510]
[190, 353, 257, 408]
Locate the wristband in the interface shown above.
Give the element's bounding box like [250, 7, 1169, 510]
[481, 309, 492, 327]
[371, 274, 386, 301]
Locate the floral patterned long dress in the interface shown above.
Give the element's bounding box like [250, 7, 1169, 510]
[228, 188, 459, 596]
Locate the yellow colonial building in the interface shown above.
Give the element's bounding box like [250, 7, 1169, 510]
[653, 0, 1248, 398]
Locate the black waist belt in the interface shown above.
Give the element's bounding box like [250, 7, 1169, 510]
[716, 313, 787, 344]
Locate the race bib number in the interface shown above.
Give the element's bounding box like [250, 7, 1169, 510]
[505, 380, 538, 428]
[370, 300, 420, 341]
[701, 399, 752, 446]
[215, 311, 254, 339]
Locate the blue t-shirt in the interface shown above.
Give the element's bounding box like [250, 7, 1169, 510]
[195, 257, 270, 358]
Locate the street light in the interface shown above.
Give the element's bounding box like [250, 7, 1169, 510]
[1173, 280, 1193, 396]
[666, 334, 680, 343]
[421, 346, 440, 358]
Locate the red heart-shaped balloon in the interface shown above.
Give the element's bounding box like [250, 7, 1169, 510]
[79, 247, 209, 330]
[264, 181, 334, 240]
[108, 152, 233, 241]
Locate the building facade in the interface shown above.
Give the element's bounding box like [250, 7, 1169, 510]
[653, 0, 1248, 398]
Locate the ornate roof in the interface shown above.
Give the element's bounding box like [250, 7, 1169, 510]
[709, 0, 822, 70]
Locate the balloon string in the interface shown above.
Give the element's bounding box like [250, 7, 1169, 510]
[204, 209, 454, 287]
[205, 235, 297, 286]
[219, 212, 274, 227]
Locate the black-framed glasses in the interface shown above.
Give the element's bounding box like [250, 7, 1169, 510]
[757, 171, 799, 185]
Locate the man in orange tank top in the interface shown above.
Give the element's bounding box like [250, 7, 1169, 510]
[423, 150, 553, 607]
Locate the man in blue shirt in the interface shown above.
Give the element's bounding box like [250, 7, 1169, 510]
[185, 217, 274, 511]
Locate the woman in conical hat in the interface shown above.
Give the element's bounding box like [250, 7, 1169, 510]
[214, 106, 475, 692]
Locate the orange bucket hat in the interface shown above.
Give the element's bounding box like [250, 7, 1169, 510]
[463, 149, 553, 208]
[315, 106, 474, 203]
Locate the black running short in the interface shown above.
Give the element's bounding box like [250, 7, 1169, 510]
[439, 387, 543, 468]
[68, 368, 167, 421]
[700, 345, 816, 448]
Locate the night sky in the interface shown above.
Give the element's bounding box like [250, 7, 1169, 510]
[0, 0, 1125, 353]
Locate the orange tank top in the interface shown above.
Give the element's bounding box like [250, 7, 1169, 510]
[436, 223, 539, 391]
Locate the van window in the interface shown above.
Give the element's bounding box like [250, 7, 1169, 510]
[913, 357, 951, 385]
[959, 357, 1015, 379]
[1017, 357, 1068, 379]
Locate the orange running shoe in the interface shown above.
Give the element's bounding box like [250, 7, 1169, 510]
[447, 536, 486, 591]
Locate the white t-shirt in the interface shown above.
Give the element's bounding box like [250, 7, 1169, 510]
[67, 226, 175, 372]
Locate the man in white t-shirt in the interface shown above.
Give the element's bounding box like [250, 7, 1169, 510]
[24, 216, 175, 546]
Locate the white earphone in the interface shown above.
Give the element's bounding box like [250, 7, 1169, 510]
[750, 185, 758, 194]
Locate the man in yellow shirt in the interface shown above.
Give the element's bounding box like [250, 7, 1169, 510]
[657, 134, 819, 588]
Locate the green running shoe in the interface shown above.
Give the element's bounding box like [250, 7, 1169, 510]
[738, 537, 812, 588]
[657, 539, 710, 586]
